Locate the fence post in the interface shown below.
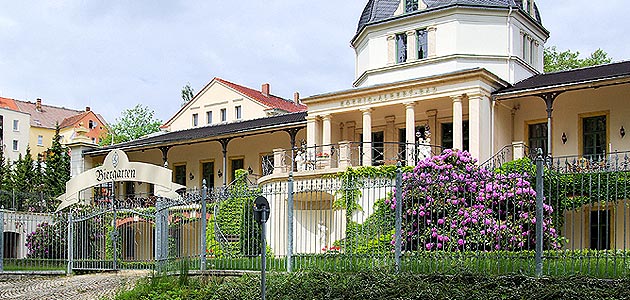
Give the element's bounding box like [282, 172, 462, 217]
[287, 171, 294, 272]
[535, 148, 544, 277]
[394, 163, 402, 272]
[0, 210, 4, 272]
[67, 211, 73, 275]
[155, 200, 163, 273]
[200, 180, 208, 272]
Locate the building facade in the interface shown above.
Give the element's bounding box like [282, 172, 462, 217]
[0, 105, 30, 162]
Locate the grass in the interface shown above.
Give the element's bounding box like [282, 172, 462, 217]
[2, 259, 66, 272]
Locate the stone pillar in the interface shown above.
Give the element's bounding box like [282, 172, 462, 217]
[385, 115, 396, 164]
[405, 102, 416, 165]
[338, 141, 351, 169]
[428, 26, 437, 58]
[468, 94, 491, 161]
[273, 148, 287, 174]
[322, 114, 332, 156]
[306, 115, 320, 161]
[406, 30, 417, 61]
[387, 35, 396, 65]
[361, 108, 373, 166]
[452, 95, 464, 151]
[513, 142, 525, 160]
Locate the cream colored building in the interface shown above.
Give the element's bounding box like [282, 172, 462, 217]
[0, 107, 30, 162]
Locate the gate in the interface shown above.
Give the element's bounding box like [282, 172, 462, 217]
[70, 200, 156, 271]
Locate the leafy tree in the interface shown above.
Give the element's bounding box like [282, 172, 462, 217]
[100, 104, 162, 145]
[0, 150, 10, 190]
[181, 82, 195, 106]
[44, 125, 70, 198]
[544, 46, 612, 73]
[11, 147, 36, 210]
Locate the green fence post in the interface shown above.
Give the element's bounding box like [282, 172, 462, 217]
[395, 162, 402, 272]
[201, 180, 208, 272]
[0, 210, 4, 272]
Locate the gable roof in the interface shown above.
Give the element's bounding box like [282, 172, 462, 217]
[0, 97, 19, 110]
[14, 100, 83, 129]
[354, 0, 542, 42]
[161, 77, 306, 128]
[494, 61, 630, 96]
[87, 112, 307, 156]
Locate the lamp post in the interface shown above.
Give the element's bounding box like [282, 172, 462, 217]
[253, 196, 270, 300]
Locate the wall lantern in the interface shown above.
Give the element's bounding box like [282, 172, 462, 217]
[217, 169, 223, 178]
[561, 132, 568, 144]
[621, 126, 626, 138]
[248, 166, 254, 174]
[189, 172, 194, 181]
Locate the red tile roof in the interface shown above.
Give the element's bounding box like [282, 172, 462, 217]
[0, 97, 19, 110]
[215, 78, 307, 113]
[14, 100, 83, 129]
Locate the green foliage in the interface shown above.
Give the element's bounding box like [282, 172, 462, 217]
[340, 196, 395, 254]
[0, 150, 10, 190]
[25, 220, 67, 259]
[116, 270, 630, 300]
[100, 104, 162, 145]
[181, 82, 195, 106]
[544, 46, 612, 73]
[44, 125, 70, 198]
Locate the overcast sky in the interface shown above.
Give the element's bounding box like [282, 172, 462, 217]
[0, 1, 628, 123]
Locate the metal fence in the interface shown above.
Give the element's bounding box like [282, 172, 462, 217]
[2, 150, 630, 278]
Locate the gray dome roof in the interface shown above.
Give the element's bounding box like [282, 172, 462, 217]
[355, 0, 542, 37]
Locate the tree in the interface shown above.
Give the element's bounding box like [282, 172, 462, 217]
[100, 104, 162, 145]
[11, 147, 36, 210]
[544, 46, 612, 73]
[181, 82, 195, 106]
[44, 125, 70, 198]
[0, 150, 10, 190]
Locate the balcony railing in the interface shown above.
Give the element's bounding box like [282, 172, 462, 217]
[265, 141, 444, 176]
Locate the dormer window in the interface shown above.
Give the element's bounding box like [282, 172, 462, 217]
[396, 33, 407, 63]
[405, 0, 418, 13]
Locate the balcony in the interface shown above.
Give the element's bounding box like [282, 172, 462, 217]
[262, 141, 444, 179]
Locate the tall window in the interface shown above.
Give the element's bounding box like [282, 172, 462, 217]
[441, 121, 469, 151]
[13, 119, 18, 131]
[261, 154, 274, 176]
[530, 40, 536, 65]
[522, 35, 528, 60]
[12, 140, 18, 151]
[230, 158, 244, 183]
[37, 135, 44, 146]
[590, 210, 610, 250]
[89, 120, 96, 129]
[220, 108, 227, 122]
[405, 0, 418, 12]
[192, 113, 199, 127]
[202, 162, 214, 189]
[417, 29, 428, 59]
[396, 33, 407, 63]
[235, 105, 242, 120]
[174, 165, 186, 186]
[124, 181, 135, 198]
[528, 123, 547, 156]
[582, 115, 606, 160]
[206, 111, 213, 124]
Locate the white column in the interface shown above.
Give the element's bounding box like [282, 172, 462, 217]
[469, 94, 490, 161]
[345, 121, 356, 141]
[361, 108, 373, 166]
[452, 95, 464, 151]
[387, 35, 396, 65]
[427, 26, 437, 58]
[406, 30, 417, 62]
[306, 115, 320, 161]
[273, 148, 287, 174]
[385, 115, 396, 164]
[322, 114, 332, 168]
[405, 102, 416, 165]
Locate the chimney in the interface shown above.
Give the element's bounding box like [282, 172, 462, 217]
[85, 106, 91, 112]
[36, 98, 42, 111]
[261, 83, 270, 97]
[293, 92, 300, 103]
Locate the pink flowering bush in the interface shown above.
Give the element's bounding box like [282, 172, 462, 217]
[389, 150, 563, 252]
[26, 222, 67, 259]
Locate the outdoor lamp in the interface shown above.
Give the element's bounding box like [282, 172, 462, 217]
[248, 166, 253, 174]
[217, 169, 223, 178]
[561, 132, 567, 144]
[621, 126, 626, 138]
[189, 172, 194, 180]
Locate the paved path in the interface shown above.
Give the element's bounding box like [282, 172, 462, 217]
[0, 271, 147, 300]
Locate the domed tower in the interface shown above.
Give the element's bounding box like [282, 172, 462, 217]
[351, 0, 548, 87]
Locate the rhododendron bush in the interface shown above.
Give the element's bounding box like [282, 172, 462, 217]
[389, 150, 563, 252]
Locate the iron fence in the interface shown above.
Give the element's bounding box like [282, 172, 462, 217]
[0, 189, 59, 213]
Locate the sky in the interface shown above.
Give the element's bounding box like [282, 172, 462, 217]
[0, 1, 628, 123]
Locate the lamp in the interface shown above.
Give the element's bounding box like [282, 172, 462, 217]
[248, 166, 253, 174]
[561, 132, 567, 144]
[189, 172, 194, 181]
[621, 126, 626, 138]
[217, 169, 223, 178]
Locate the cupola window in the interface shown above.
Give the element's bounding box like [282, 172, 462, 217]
[417, 29, 428, 59]
[396, 33, 408, 63]
[405, 0, 418, 13]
